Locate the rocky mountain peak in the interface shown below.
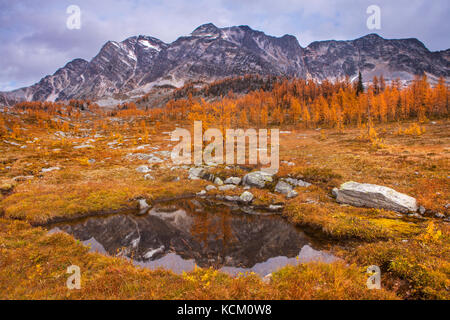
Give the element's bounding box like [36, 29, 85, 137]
[0, 24, 448, 106]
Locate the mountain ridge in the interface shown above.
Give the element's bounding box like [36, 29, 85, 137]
[1, 23, 448, 106]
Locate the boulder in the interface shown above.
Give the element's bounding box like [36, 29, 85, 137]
[214, 177, 224, 185]
[242, 171, 273, 188]
[334, 181, 418, 213]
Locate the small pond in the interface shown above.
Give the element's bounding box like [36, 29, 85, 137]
[49, 199, 337, 276]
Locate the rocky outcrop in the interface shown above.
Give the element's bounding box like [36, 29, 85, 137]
[333, 181, 418, 213]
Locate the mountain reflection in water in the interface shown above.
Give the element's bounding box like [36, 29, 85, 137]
[50, 199, 336, 275]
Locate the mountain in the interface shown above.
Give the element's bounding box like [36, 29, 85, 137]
[1, 23, 449, 106]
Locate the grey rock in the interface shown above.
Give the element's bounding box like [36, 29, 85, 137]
[419, 206, 426, 215]
[225, 177, 241, 185]
[275, 180, 293, 195]
[287, 190, 299, 199]
[144, 174, 154, 180]
[435, 212, 445, 219]
[239, 191, 254, 203]
[285, 177, 311, 187]
[219, 185, 236, 191]
[334, 181, 418, 213]
[188, 167, 206, 180]
[214, 177, 224, 185]
[225, 195, 240, 202]
[205, 185, 217, 191]
[242, 171, 273, 188]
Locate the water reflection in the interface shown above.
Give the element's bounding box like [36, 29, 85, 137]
[50, 200, 336, 275]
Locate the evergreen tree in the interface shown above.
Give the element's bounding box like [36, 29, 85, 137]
[356, 71, 364, 96]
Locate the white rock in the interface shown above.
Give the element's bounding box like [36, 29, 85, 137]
[334, 181, 418, 213]
[206, 185, 217, 191]
[214, 177, 224, 185]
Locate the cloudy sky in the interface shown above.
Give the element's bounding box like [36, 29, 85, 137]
[1, 0, 449, 91]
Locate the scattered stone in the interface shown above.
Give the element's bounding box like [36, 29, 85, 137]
[219, 185, 236, 191]
[205, 185, 217, 191]
[418, 206, 426, 215]
[287, 190, 299, 199]
[275, 180, 293, 195]
[136, 165, 150, 173]
[214, 177, 224, 185]
[224, 177, 241, 185]
[225, 195, 240, 202]
[144, 174, 154, 180]
[239, 191, 254, 203]
[242, 171, 273, 188]
[444, 203, 450, 209]
[88, 159, 96, 164]
[41, 167, 61, 173]
[188, 167, 206, 180]
[334, 181, 418, 213]
[284, 177, 311, 187]
[435, 212, 445, 219]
